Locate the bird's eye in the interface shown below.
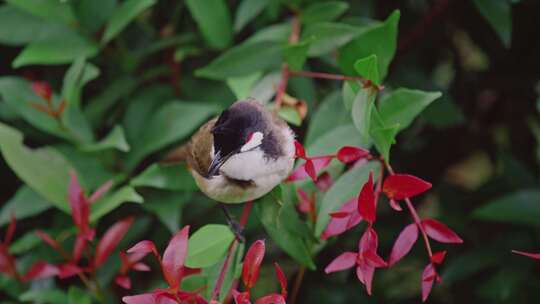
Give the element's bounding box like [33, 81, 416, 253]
[240, 131, 264, 152]
[245, 132, 254, 143]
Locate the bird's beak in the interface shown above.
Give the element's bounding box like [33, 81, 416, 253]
[207, 150, 233, 178]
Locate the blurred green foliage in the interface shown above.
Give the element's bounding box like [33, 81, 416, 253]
[0, 0, 539, 303]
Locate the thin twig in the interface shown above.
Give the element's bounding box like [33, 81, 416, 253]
[289, 266, 305, 304]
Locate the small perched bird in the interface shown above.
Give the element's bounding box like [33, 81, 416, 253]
[167, 99, 296, 204]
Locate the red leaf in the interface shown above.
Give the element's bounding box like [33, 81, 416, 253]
[383, 174, 432, 200]
[88, 180, 113, 204]
[31, 81, 52, 101]
[357, 172, 376, 224]
[431, 251, 447, 264]
[123, 293, 160, 304]
[232, 290, 251, 304]
[23, 262, 59, 281]
[359, 228, 378, 254]
[315, 172, 333, 192]
[324, 252, 357, 273]
[388, 199, 403, 211]
[294, 140, 306, 158]
[5, 214, 16, 245]
[95, 217, 134, 267]
[296, 188, 313, 214]
[329, 211, 350, 218]
[68, 170, 93, 241]
[321, 199, 362, 240]
[356, 263, 375, 295]
[304, 159, 317, 181]
[127, 240, 159, 258]
[35, 231, 63, 254]
[274, 262, 287, 297]
[363, 250, 387, 268]
[337, 146, 370, 164]
[421, 263, 436, 302]
[512, 250, 540, 260]
[388, 224, 419, 266]
[422, 219, 463, 244]
[254, 294, 285, 304]
[133, 262, 151, 272]
[115, 275, 132, 289]
[242, 239, 265, 289]
[286, 156, 333, 182]
[58, 263, 83, 279]
[73, 234, 86, 263]
[161, 225, 190, 288]
[0, 244, 16, 276]
[177, 291, 208, 304]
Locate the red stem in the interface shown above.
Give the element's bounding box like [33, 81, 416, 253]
[211, 201, 254, 302]
[289, 70, 368, 85]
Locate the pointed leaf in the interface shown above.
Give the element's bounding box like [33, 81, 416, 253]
[5, 214, 16, 245]
[383, 174, 432, 200]
[337, 146, 370, 164]
[94, 217, 134, 267]
[286, 156, 333, 182]
[254, 294, 285, 304]
[274, 262, 287, 297]
[102, 0, 157, 43]
[242, 239, 265, 289]
[431, 251, 447, 264]
[356, 263, 375, 295]
[363, 250, 387, 268]
[421, 263, 436, 302]
[185, 224, 235, 268]
[422, 219, 463, 244]
[325, 251, 357, 273]
[162, 226, 190, 288]
[23, 262, 59, 281]
[186, 0, 232, 49]
[127, 240, 159, 258]
[357, 171, 376, 223]
[315, 172, 333, 192]
[115, 275, 132, 289]
[321, 198, 362, 239]
[354, 54, 380, 85]
[511, 250, 540, 260]
[388, 223, 418, 266]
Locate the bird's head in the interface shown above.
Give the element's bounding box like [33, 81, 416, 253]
[207, 100, 283, 179]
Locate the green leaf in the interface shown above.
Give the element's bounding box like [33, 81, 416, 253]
[302, 22, 367, 57]
[256, 189, 316, 269]
[79, 125, 130, 152]
[339, 10, 400, 80]
[19, 289, 68, 304]
[472, 190, 540, 226]
[5, 0, 76, 24]
[234, 0, 269, 32]
[186, 0, 233, 49]
[142, 191, 190, 233]
[131, 163, 197, 191]
[353, 54, 379, 85]
[226, 72, 262, 99]
[0, 122, 71, 212]
[283, 39, 312, 71]
[102, 0, 156, 43]
[13, 32, 99, 67]
[196, 41, 282, 80]
[125, 101, 219, 170]
[246, 22, 291, 44]
[369, 108, 399, 162]
[351, 87, 377, 142]
[378, 88, 442, 132]
[473, 0, 512, 47]
[74, 0, 117, 34]
[315, 161, 380, 237]
[278, 106, 302, 126]
[0, 5, 71, 46]
[9, 231, 41, 254]
[62, 57, 100, 107]
[341, 81, 357, 111]
[0, 186, 51, 227]
[90, 186, 143, 221]
[300, 1, 349, 25]
[186, 224, 235, 268]
[203, 243, 244, 301]
[307, 124, 365, 156]
[306, 91, 351, 145]
[68, 287, 91, 304]
[0, 77, 67, 139]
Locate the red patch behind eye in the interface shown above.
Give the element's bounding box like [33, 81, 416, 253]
[246, 132, 254, 143]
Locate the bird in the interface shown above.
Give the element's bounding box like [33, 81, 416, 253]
[164, 99, 296, 233]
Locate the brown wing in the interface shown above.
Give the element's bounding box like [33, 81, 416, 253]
[187, 118, 217, 177]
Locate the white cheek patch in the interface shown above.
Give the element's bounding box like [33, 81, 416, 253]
[240, 131, 263, 152]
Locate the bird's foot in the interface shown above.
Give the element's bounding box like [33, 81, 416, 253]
[220, 204, 245, 243]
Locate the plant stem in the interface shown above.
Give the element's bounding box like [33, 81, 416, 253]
[289, 70, 368, 84]
[289, 266, 305, 304]
[211, 201, 253, 302]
